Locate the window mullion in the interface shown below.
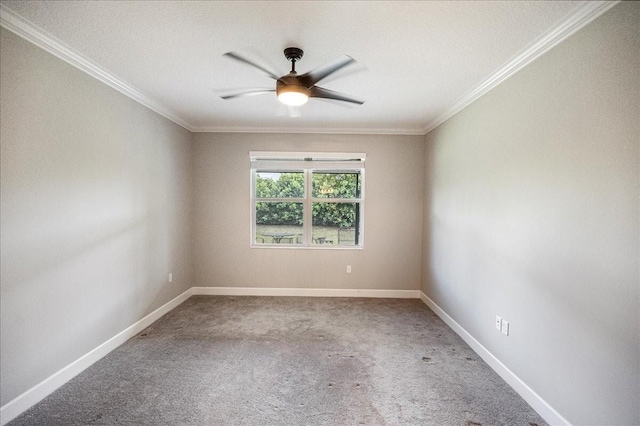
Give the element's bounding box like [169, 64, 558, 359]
[310, 198, 360, 203]
[259, 198, 305, 203]
[304, 169, 312, 245]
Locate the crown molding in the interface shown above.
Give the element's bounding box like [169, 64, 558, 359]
[1, 1, 618, 137]
[190, 125, 425, 135]
[422, 0, 619, 135]
[0, 4, 194, 132]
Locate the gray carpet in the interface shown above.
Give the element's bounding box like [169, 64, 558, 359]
[9, 296, 546, 425]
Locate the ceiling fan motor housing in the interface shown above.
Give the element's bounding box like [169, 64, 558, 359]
[277, 75, 310, 94]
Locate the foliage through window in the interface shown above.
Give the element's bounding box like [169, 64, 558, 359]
[251, 152, 365, 248]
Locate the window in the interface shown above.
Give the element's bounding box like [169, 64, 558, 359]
[251, 152, 365, 248]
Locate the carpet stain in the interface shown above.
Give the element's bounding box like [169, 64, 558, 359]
[87, 412, 103, 424]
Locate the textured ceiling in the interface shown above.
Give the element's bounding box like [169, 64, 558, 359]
[1, 1, 601, 134]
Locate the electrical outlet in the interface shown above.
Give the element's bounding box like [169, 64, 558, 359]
[168, 273, 173, 283]
[501, 320, 510, 336]
[495, 316, 502, 331]
[346, 265, 352, 273]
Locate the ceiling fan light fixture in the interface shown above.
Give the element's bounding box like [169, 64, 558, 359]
[277, 86, 310, 106]
[277, 91, 309, 106]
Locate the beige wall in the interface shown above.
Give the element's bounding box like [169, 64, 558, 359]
[2, 2, 638, 424]
[422, 3, 639, 425]
[193, 132, 424, 291]
[0, 29, 194, 406]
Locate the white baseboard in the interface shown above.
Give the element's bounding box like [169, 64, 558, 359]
[0, 288, 193, 426]
[192, 286, 420, 299]
[419, 292, 570, 426]
[0, 286, 417, 424]
[4, 288, 561, 425]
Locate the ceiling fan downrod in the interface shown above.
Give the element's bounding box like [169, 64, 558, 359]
[284, 47, 304, 74]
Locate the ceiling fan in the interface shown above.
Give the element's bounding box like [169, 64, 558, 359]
[218, 47, 365, 107]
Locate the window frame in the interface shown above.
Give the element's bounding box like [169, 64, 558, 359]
[250, 151, 365, 249]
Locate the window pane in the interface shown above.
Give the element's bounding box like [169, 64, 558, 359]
[312, 202, 359, 246]
[255, 202, 303, 244]
[256, 172, 304, 198]
[312, 172, 361, 199]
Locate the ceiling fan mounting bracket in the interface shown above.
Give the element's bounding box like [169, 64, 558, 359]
[284, 47, 304, 63]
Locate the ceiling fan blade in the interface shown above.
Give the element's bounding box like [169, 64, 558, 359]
[315, 61, 368, 85]
[310, 86, 364, 105]
[223, 52, 280, 80]
[299, 55, 356, 86]
[218, 88, 275, 100]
